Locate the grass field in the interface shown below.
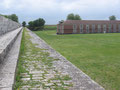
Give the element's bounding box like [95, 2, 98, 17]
[44, 25, 57, 30]
[34, 30, 120, 90]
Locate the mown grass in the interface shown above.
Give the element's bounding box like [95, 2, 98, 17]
[14, 28, 28, 89]
[34, 30, 120, 90]
[44, 25, 57, 30]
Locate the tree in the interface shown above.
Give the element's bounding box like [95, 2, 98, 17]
[28, 21, 34, 28]
[28, 18, 45, 31]
[22, 21, 26, 27]
[74, 14, 82, 20]
[109, 15, 116, 20]
[67, 13, 82, 20]
[8, 14, 18, 22]
[67, 13, 75, 20]
[0, 14, 19, 22]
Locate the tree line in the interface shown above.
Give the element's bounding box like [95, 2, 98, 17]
[66, 13, 117, 20]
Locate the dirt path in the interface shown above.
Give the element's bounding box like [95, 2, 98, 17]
[15, 28, 104, 90]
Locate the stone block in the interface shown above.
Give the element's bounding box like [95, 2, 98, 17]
[0, 27, 22, 63]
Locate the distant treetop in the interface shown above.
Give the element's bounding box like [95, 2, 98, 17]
[22, 21, 26, 27]
[0, 14, 19, 22]
[67, 13, 82, 20]
[109, 15, 116, 20]
[28, 18, 45, 31]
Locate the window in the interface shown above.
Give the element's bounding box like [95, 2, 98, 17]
[86, 25, 89, 33]
[73, 24, 77, 33]
[58, 25, 61, 33]
[98, 25, 101, 33]
[62, 25, 64, 34]
[103, 25, 106, 33]
[108, 24, 112, 33]
[119, 24, 120, 32]
[113, 24, 116, 33]
[80, 24, 83, 33]
[92, 25, 95, 33]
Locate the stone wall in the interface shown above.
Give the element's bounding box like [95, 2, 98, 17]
[0, 16, 21, 36]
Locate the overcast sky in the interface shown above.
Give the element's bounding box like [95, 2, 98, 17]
[0, 0, 120, 24]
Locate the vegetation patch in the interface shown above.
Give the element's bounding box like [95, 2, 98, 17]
[44, 25, 57, 30]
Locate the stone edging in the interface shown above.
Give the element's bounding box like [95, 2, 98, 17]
[0, 27, 22, 63]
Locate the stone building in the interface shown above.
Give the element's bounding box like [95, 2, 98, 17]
[57, 20, 120, 34]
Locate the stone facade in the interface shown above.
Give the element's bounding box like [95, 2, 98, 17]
[0, 16, 21, 36]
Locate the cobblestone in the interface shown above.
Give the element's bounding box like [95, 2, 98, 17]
[15, 28, 105, 90]
[27, 28, 105, 90]
[17, 29, 73, 90]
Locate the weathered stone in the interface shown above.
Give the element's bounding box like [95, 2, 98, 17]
[45, 83, 53, 86]
[32, 77, 43, 80]
[0, 30, 23, 89]
[32, 74, 42, 77]
[30, 71, 44, 74]
[0, 27, 22, 62]
[0, 16, 21, 36]
[51, 80, 61, 83]
[21, 78, 31, 81]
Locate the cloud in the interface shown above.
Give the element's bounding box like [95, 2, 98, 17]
[0, 0, 120, 24]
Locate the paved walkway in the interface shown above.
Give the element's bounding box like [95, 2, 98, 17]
[17, 28, 104, 90]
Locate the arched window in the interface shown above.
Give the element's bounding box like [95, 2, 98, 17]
[73, 24, 77, 33]
[92, 25, 95, 33]
[79, 24, 83, 33]
[108, 24, 112, 33]
[118, 24, 120, 32]
[103, 25, 106, 33]
[97, 25, 101, 33]
[86, 25, 89, 33]
[62, 25, 64, 34]
[113, 24, 116, 33]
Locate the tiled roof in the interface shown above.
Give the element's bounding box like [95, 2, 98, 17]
[62, 20, 120, 25]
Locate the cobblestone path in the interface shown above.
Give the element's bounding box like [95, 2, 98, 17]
[14, 29, 73, 90]
[14, 28, 104, 90]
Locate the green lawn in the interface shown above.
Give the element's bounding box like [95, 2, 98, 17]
[34, 30, 120, 90]
[44, 25, 57, 30]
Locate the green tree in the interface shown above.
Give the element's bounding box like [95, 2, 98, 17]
[22, 21, 26, 27]
[28, 18, 45, 31]
[28, 21, 34, 27]
[8, 14, 18, 22]
[74, 14, 82, 20]
[109, 15, 116, 20]
[67, 13, 82, 20]
[0, 14, 19, 22]
[67, 13, 75, 20]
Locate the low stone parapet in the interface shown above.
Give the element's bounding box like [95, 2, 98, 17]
[0, 27, 22, 63]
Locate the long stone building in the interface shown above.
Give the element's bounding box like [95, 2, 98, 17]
[57, 20, 120, 34]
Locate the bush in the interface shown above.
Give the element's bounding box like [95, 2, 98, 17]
[28, 18, 45, 31]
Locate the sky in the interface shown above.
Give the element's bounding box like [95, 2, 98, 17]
[0, 0, 120, 24]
